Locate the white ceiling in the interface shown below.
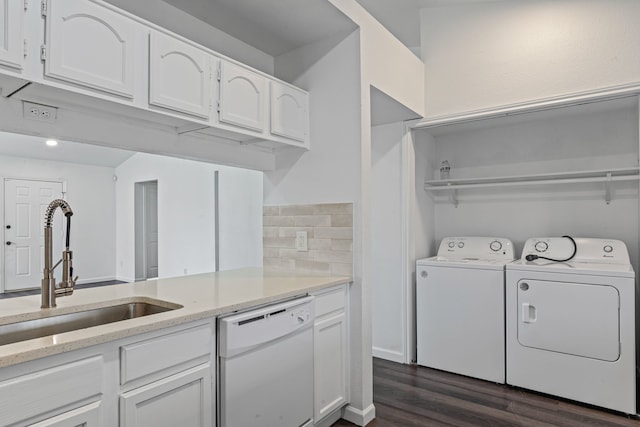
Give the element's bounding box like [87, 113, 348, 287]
[161, 0, 501, 56]
[162, 0, 356, 57]
[0, 133, 135, 168]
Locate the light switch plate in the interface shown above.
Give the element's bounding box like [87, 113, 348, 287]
[296, 231, 308, 252]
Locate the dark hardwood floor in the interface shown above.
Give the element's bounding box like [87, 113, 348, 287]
[333, 358, 640, 426]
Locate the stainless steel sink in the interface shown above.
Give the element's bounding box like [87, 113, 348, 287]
[0, 300, 182, 346]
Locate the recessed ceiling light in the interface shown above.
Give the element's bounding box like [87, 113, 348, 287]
[45, 139, 58, 147]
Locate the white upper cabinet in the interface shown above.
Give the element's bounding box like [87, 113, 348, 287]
[270, 81, 309, 145]
[219, 61, 266, 132]
[0, 0, 23, 69]
[44, 0, 137, 98]
[0, 0, 23, 70]
[149, 31, 213, 119]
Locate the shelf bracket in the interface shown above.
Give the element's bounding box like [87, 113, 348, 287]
[447, 183, 458, 208]
[604, 172, 612, 205]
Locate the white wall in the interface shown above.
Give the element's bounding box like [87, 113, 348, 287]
[422, 103, 639, 272]
[271, 1, 425, 422]
[218, 165, 263, 271]
[371, 123, 404, 362]
[421, 0, 640, 118]
[268, 29, 370, 421]
[332, 0, 425, 118]
[103, 0, 274, 75]
[116, 153, 262, 282]
[0, 155, 116, 285]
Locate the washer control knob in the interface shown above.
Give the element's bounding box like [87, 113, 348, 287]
[457, 242, 464, 248]
[534, 241, 548, 253]
[420, 270, 428, 278]
[489, 241, 502, 251]
[447, 241, 455, 248]
[603, 245, 613, 253]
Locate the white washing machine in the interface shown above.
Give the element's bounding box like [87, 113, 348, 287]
[416, 236, 515, 383]
[506, 237, 636, 414]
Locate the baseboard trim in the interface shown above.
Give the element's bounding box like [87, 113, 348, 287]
[75, 276, 117, 285]
[314, 407, 343, 427]
[372, 346, 405, 364]
[343, 404, 376, 426]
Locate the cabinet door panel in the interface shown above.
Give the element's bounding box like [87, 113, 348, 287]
[270, 82, 308, 143]
[0, 0, 22, 69]
[314, 312, 347, 422]
[149, 31, 212, 119]
[219, 61, 265, 132]
[120, 364, 212, 427]
[0, 356, 103, 427]
[29, 401, 101, 427]
[46, 0, 136, 98]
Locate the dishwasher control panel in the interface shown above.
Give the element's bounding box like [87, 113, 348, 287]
[218, 295, 315, 358]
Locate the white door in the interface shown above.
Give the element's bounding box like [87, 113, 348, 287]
[270, 81, 308, 144]
[0, 0, 23, 70]
[149, 30, 213, 119]
[517, 279, 620, 361]
[144, 182, 158, 279]
[45, 0, 137, 98]
[3, 179, 63, 291]
[218, 61, 266, 132]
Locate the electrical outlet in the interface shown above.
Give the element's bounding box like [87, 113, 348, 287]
[296, 231, 308, 252]
[22, 101, 58, 122]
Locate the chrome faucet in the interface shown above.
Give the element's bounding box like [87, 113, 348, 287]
[41, 199, 78, 309]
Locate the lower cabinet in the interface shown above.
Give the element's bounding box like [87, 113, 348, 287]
[120, 364, 212, 427]
[30, 401, 102, 427]
[312, 284, 349, 424]
[0, 355, 104, 426]
[0, 319, 214, 427]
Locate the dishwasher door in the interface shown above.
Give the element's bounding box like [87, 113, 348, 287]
[218, 296, 315, 427]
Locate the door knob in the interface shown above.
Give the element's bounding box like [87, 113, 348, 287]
[5, 225, 10, 229]
[6, 241, 14, 246]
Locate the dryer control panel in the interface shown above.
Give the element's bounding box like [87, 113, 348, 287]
[522, 237, 630, 264]
[437, 237, 514, 260]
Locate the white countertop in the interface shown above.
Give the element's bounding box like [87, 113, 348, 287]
[0, 268, 351, 368]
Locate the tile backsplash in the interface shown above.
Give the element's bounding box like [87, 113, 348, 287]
[263, 203, 353, 276]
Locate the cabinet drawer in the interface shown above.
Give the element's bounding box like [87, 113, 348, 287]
[314, 285, 347, 318]
[120, 323, 212, 385]
[0, 356, 103, 426]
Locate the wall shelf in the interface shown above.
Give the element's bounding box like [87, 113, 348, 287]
[424, 167, 640, 207]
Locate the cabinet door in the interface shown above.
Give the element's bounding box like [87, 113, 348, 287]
[45, 0, 136, 98]
[314, 312, 348, 422]
[120, 364, 212, 427]
[29, 401, 101, 427]
[149, 31, 212, 119]
[0, 0, 23, 70]
[270, 81, 308, 144]
[219, 61, 265, 132]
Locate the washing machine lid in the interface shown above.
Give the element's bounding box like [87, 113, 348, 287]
[417, 237, 514, 269]
[417, 256, 511, 270]
[430, 236, 514, 260]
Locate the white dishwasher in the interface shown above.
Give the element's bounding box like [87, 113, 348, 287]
[218, 295, 315, 427]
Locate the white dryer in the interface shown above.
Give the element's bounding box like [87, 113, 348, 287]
[506, 237, 636, 414]
[416, 236, 515, 383]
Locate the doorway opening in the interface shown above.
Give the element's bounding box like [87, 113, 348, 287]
[134, 180, 158, 281]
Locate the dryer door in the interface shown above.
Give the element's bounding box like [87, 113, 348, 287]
[517, 279, 620, 361]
